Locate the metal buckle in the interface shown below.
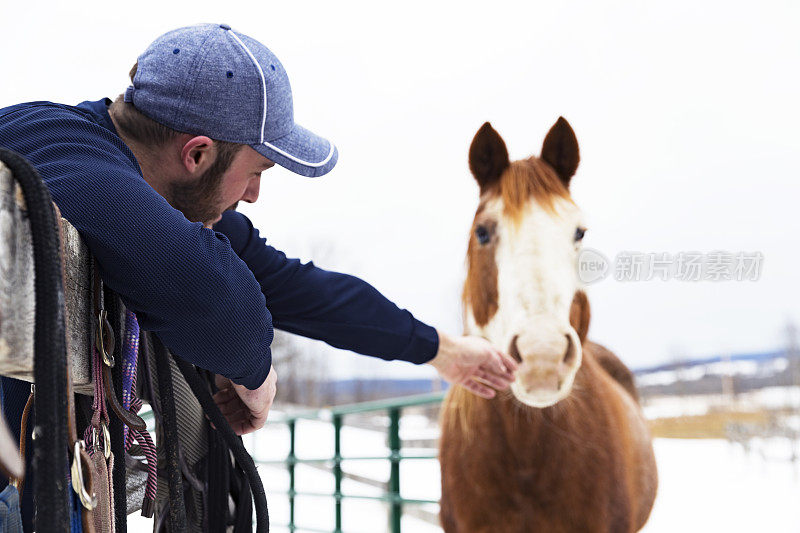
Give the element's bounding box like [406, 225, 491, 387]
[96, 309, 115, 367]
[70, 441, 97, 510]
[91, 423, 112, 460]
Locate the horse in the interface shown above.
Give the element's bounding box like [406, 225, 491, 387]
[439, 118, 658, 532]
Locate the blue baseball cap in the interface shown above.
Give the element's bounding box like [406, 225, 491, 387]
[124, 23, 337, 177]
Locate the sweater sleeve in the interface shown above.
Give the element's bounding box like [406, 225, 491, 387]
[213, 211, 440, 365]
[0, 107, 272, 389]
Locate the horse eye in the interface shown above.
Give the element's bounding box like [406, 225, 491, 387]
[475, 225, 491, 245]
[574, 227, 586, 242]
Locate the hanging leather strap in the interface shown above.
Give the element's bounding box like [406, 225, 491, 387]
[0, 405, 24, 482]
[8, 388, 34, 497]
[92, 264, 146, 432]
[52, 203, 98, 523]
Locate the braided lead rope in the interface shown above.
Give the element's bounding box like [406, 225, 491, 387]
[120, 311, 157, 516]
[128, 427, 157, 517]
[121, 311, 136, 445]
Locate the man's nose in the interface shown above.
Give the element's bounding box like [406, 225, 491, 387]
[241, 176, 261, 203]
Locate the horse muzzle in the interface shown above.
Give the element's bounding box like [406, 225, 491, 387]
[508, 321, 582, 408]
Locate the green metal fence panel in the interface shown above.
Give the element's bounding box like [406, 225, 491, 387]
[289, 419, 297, 532]
[263, 391, 446, 532]
[333, 413, 343, 533]
[388, 407, 401, 533]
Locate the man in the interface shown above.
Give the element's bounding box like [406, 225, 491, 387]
[0, 24, 515, 449]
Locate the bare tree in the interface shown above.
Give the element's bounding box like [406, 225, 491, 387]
[271, 330, 332, 406]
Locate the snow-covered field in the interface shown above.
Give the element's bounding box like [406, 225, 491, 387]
[129, 416, 800, 532]
[642, 386, 800, 419]
[644, 438, 800, 532]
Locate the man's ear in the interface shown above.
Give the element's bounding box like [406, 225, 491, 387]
[180, 136, 216, 175]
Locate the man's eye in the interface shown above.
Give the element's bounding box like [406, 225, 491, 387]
[475, 225, 491, 245]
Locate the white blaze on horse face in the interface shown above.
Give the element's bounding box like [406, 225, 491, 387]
[465, 195, 586, 408]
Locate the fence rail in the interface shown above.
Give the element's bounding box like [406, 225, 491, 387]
[260, 391, 446, 533]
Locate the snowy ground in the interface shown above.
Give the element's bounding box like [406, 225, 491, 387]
[643, 438, 800, 532]
[128, 417, 800, 532]
[250, 420, 800, 533]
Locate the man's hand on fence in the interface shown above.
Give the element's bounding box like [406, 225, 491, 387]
[213, 367, 277, 435]
[429, 331, 518, 399]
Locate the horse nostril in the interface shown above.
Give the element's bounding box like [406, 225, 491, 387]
[562, 334, 575, 366]
[509, 335, 522, 363]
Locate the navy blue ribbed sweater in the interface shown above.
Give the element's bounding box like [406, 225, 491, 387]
[0, 98, 439, 389]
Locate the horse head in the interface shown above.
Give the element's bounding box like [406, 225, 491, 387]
[463, 117, 589, 408]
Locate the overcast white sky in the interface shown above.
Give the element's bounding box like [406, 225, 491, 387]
[1, 0, 798, 378]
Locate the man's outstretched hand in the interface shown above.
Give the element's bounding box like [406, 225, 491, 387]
[213, 367, 277, 435]
[429, 331, 518, 399]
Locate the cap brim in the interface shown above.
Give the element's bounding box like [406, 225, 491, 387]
[252, 123, 337, 178]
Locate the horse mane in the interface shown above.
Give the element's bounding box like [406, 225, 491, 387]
[498, 157, 573, 223]
[440, 385, 481, 441]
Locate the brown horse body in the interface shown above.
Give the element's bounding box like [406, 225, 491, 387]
[440, 340, 657, 533]
[439, 120, 657, 532]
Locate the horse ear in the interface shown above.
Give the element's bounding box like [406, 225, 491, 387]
[569, 290, 590, 345]
[469, 122, 509, 193]
[541, 117, 580, 188]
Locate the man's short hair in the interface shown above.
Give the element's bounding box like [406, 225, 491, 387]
[110, 62, 243, 164]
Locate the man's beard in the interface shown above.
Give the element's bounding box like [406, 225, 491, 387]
[166, 160, 227, 225]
